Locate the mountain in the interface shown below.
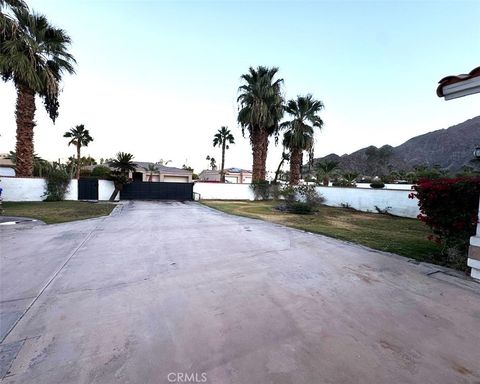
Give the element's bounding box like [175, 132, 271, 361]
[313, 116, 480, 175]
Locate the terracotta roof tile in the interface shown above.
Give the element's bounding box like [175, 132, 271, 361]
[437, 66, 480, 97]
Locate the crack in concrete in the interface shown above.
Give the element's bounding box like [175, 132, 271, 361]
[0, 216, 109, 345]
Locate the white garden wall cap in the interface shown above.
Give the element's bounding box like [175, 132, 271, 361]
[467, 258, 480, 271]
[470, 236, 480, 247]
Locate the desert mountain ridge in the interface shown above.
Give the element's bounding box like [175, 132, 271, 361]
[312, 116, 480, 175]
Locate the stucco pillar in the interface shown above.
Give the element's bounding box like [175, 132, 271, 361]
[467, 198, 480, 280]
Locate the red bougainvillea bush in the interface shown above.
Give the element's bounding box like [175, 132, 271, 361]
[409, 177, 480, 267]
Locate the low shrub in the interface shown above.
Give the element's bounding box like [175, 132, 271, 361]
[370, 182, 385, 189]
[250, 180, 271, 200]
[374, 205, 392, 215]
[409, 177, 480, 268]
[332, 180, 356, 187]
[91, 165, 111, 179]
[44, 167, 70, 201]
[79, 169, 92, 177]
[279, 184, 325, 214]
[288, 202, 313, 214]
[269, 183, 283, 200]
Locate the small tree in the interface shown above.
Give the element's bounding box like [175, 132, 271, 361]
[43, 164, 70, 201]
[213, 126, 235, 182]
[316, 160, 339, 186]
[108, 152, 137, 201]
[146, 164, 158, 182]
[64, 124, 93, 179]
[206, 155, 217, 170]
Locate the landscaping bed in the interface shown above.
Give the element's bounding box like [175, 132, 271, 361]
[1, 201, 116, 224]
[202, 200, 445, 267]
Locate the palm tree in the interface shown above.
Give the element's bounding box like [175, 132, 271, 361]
[7, 149, 49, 177]
[0, 1, 27, 39]
[108, 152, 137, 201]
[237, 66, 284, 182]
[63, 125, 93, 179]
[206, 155, 217, 170]
[316, 160, 339, 186]
[0, 5, 76, 176]
[213, 126, 235, 182]
[146, 164, 158, 182]
[281, 94, 324, 185]
[342, 172, 359, 186]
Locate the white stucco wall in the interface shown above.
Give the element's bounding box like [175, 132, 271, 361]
[315, 186, 420, 218]
[0, 167, 15, 177]
[0, 177, 46, 201]
[98, 180, 117, 201]
[193, 182, 420, 218]
[0, 177, 116, 202]
[356, 183, 413, 190]
[194, 182, 255, 200]
[64, 179, 78, 200]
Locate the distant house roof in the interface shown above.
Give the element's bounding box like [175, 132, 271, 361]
[226, 168, 252, 174]
[83, 162, 192, 175]
[134, 162, 192, 175]
[437, 66, 480, 99]
[0, 157, 15, 168]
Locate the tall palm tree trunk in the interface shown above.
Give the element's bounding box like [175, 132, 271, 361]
[15, 83, 36, 177]
[251, 127, 268, 182]
[221, 141, 226, 183]
[259, 131, 269, 181]
[289, 148, 302, 185]
[76, 143, 81, 179]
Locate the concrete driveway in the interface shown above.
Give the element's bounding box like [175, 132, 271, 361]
[1, 201, 479, 384]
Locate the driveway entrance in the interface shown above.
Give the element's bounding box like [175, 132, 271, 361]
[1, 201, 479, 383]
[120, 181, 193, 200]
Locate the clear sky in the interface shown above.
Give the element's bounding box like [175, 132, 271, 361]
[1, 0, 479, 174]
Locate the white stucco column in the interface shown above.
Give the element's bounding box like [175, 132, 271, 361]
[467, 198, 480, 280]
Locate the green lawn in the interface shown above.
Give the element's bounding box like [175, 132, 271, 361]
[202, 200, 444, 266]
[2, 201, 116, 224]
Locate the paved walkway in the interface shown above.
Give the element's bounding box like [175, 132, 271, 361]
[1, 201, 479, 383]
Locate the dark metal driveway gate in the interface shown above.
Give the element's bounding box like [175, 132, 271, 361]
[120, 181, 194, 201]
[78, 179, 99, 200]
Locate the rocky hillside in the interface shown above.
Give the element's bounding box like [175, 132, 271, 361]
[314, 116, 480, 175]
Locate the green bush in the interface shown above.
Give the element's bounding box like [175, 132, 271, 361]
[91, 165, 111, 179]
[79, 169, 92, 177]
[279, 184, 325, 214]
[44, 167, 70, 201]
[288, 202, 313, 214]
[250, 180, 272, 200]
[332, 180, 356, 187]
